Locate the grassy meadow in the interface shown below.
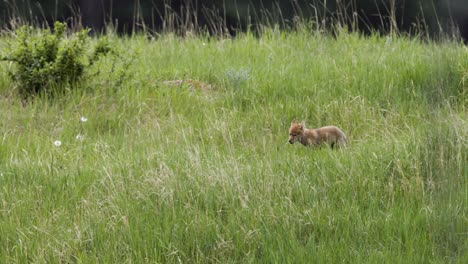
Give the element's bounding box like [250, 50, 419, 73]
[0, 28, 467, 263]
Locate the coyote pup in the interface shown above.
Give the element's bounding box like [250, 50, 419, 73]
[288, 119, 347, 149]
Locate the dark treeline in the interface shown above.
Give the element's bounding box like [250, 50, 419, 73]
[1, 0, 467, 40]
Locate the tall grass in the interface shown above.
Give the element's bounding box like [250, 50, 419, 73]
[0, 26, 467, 262]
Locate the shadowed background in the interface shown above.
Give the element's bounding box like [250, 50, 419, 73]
[0, 0, 467, 40]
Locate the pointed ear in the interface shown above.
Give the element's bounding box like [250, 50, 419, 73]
[291, 119, 297, 124]
[300, 121, 305, 128]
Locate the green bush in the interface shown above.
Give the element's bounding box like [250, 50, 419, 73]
[1, 22, 110, 97]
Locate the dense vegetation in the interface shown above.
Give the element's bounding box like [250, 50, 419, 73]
[0, 26, 466, 262]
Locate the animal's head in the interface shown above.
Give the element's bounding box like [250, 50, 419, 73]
[288, 119, 304, 144]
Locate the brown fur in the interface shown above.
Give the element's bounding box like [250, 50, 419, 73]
[288, 119, 347, 149]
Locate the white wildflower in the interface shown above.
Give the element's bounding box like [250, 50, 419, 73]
[75, 134, 85, 142]
[80, 116, 88, 123]
[53, 140, 62, 147]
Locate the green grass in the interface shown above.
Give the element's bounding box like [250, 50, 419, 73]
[0, 29, 467, 263]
